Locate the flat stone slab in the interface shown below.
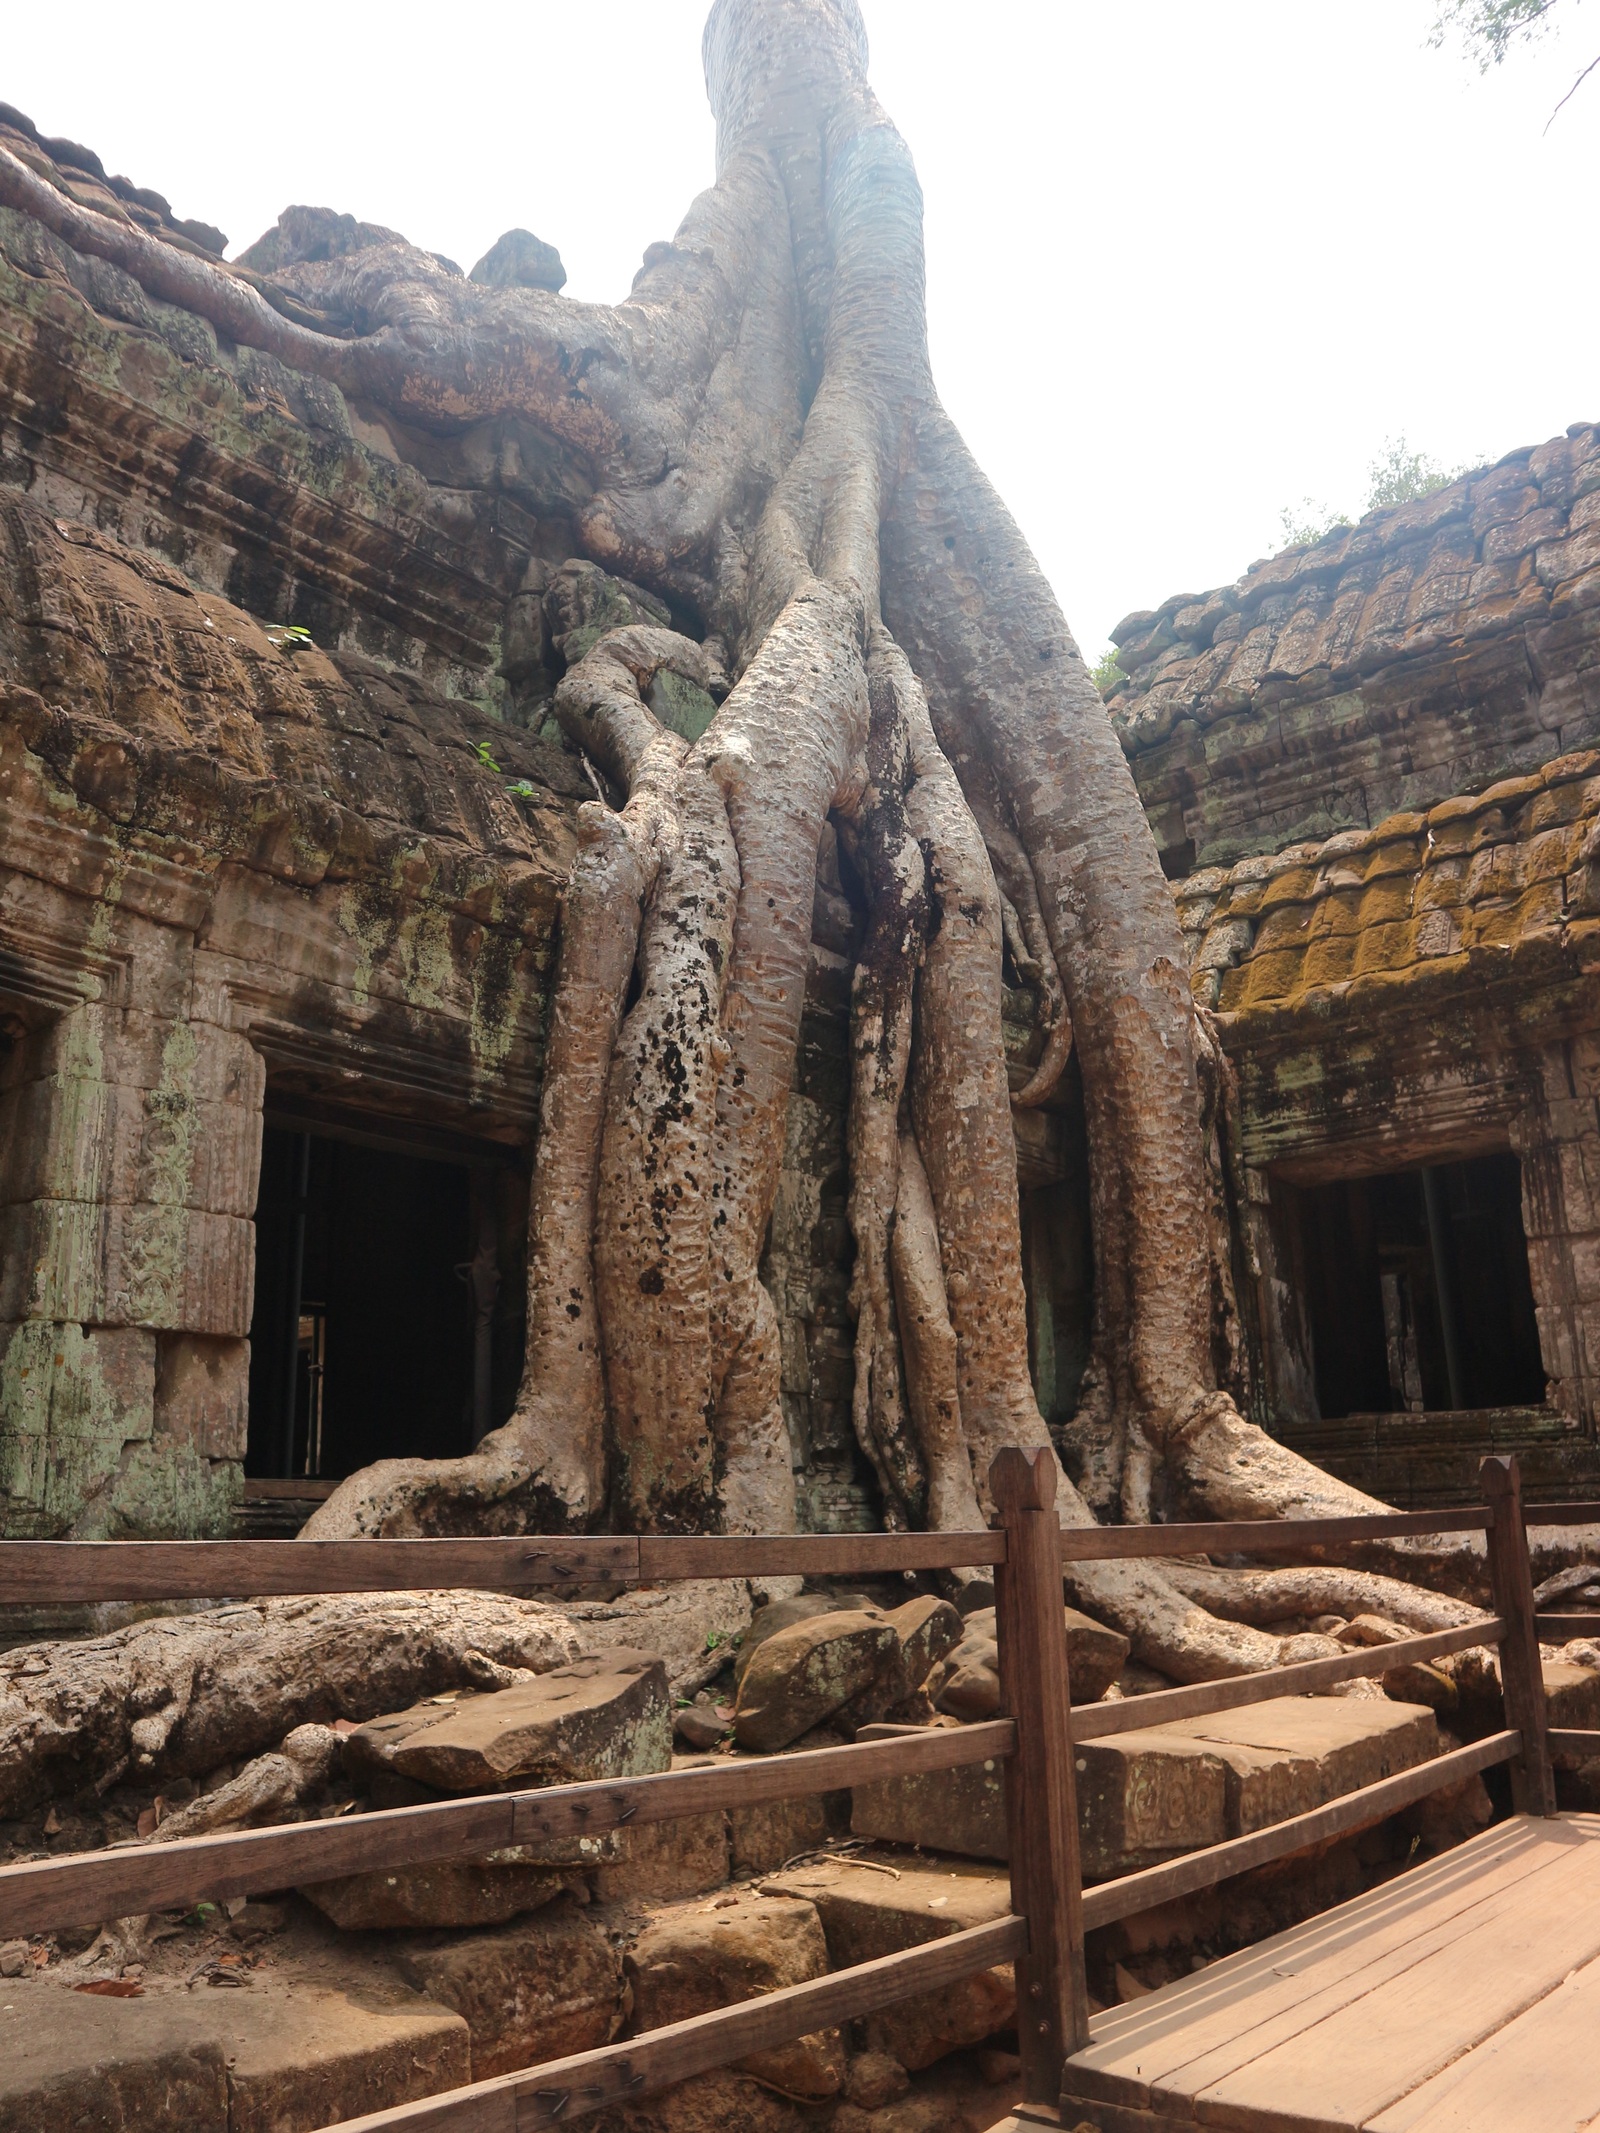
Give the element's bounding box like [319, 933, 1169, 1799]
[300, 1852, 582, 1931]
[627, 1889, 842, 2098]
[396, 1902, 623, 2082]
[851, 1695, 1441, 1877]
[346, 1648, 671, 1793]
[1133, 1694, 1441, 1837]
[762, 1851, 1015, 2069]
[852, 1729, 1011, 1861]
[0, 1978, 467, 2133]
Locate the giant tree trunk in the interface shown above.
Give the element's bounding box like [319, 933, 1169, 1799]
[0, 0, 1491, 1681]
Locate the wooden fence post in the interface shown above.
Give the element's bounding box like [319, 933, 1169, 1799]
[991, 1446, 1091, 2103]
[1481, 1454, 1557, 1817]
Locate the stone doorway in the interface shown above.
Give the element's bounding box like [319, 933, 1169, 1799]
[1296, 1152, 1545, 1421]
[246, 1117, 522, 1483]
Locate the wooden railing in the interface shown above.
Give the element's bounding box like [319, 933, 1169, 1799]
[0, 1449, 1580, 2132]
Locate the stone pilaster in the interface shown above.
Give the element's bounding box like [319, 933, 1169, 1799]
[0, 964, 260, 1536]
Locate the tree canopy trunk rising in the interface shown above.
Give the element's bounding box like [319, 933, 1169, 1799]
[0, 0, 1476, 1679]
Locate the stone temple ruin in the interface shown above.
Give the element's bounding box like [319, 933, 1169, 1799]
[4, 59, 1600, 2133]
[1, 97, 1598, 1551]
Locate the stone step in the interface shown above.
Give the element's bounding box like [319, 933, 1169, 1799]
[760, 1852, 1016, 2071]
[0, 1978, 467, 2133]
[850, 1694, 1443, 1877]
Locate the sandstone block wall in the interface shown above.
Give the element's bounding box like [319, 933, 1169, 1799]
[1111, 431, 1600, 876]
[1190, 774, 1600, 1439]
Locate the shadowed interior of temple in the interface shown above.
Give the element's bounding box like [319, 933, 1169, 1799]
[246, 1122, 518, 1480]
[1296, 1152, 1545, 1421]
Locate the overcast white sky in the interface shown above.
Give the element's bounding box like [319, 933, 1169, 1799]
[6, 2, 1597, 657]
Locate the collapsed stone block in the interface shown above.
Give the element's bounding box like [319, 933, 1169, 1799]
[395, 1901, 623, 2079]
[311, 1651, 673, 1923]
[761, 1854, 1014, 2071]
[734, 1613, 900, 1752]
[300, 1855, 583, 1932]
[626, 1890, 842, 2097]
[927, 1605, 1129, 1721]
[345, 1649, 672, 1792]
[0, 1981, 468, 2133]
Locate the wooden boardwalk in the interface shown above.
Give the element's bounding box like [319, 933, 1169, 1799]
[1059, 1812, 1600, 2132]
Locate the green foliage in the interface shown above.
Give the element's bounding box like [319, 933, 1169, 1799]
[1430, 0, 1566, 68]
[472, 737, 537, 804]
[1090, 646, 1129, 697]
[1365, 435, 1468, 510]
[1272, 435, 1476, 561]
[1277, 500, 1353, 552]
[1431, 1, 1597, 125]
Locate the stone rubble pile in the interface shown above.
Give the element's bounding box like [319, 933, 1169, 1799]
[7, 1586, 1600, 2132]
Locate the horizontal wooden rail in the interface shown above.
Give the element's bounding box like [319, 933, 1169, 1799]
[0, 1510, 1505, 1608]
[1535, 1613, 1600, 1639]
[1058, 1507, 1491, 1565]
[1548, 1729, 1600, 1756]
[1079, 1730, 1519, 1931]
[0, 1720, 1014, 1938]
[0, 1529, 1007, 1603]
[0, 1537, 640, 1601]
[322, 1914, 1029, 2133]
[1517, 1502, 1600, 1526]
[637, 1531, 1005, 1578]
[1070, 1618, 1504, 1742]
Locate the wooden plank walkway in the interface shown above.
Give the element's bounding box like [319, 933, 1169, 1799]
[1059, 1813, 1600, 2132]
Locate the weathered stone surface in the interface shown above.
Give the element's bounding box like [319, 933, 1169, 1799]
[598, 2067, 810, 2133]
[763, 1854, 1014, 2070]
[729, 1785, 841, 1874]
[1137, 1696, 1441, 1837]
[592, 1756, 731, 1900]
[0, 1981, 468, 2133]
[927, 1606, 1129, 1721]
[300, 1856, 581, 1932]
[733, 1614, 899, 1753]
[854, 1694, 1441, 1874]
[395, 1902, 623, 2080]
[832, 2096, 970, 2133]
[626, 1892, 842, 2098]
[836, 1598, 964, 1730]
[850, 1730, 1008, 1861]
[345, 1651, 671, 1792]
[544, 557, 671, 668]
[843, 2052, 911, 2108]
[1077, 1695, 1440, 1877]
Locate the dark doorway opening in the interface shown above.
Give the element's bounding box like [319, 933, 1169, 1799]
[247, 1123, 519, 1480]
[1298, 1152, 1545, 1420]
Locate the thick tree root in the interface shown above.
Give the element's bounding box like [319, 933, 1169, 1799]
[1160, 1563, 1486, 1634]
[0, 1594, 580, 1816]
[148, 1723, 343, 1842]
